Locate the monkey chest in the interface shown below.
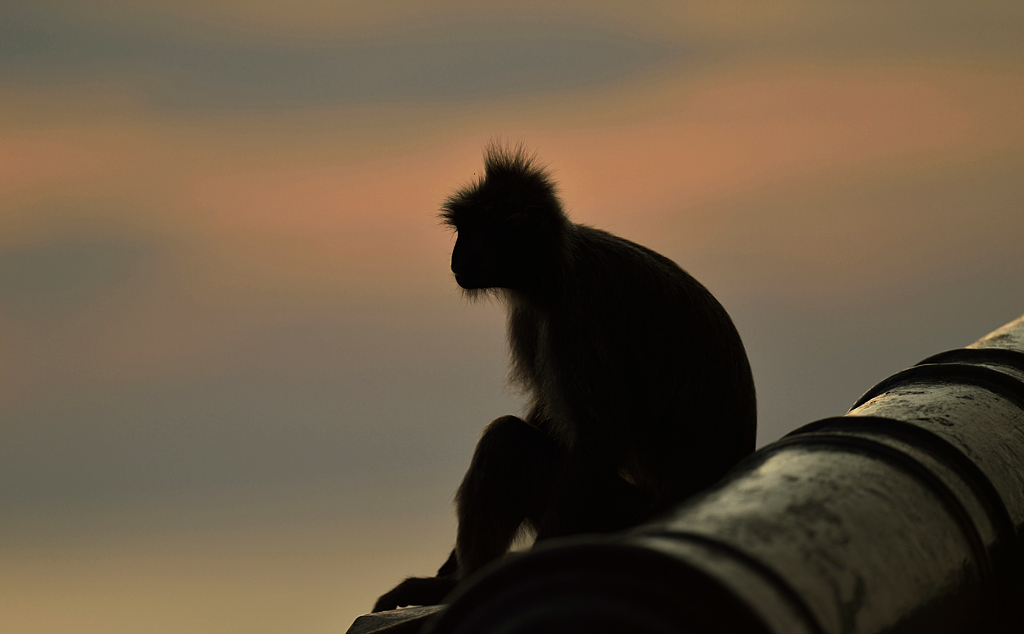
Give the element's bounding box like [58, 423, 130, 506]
[526, 320, 624, 436]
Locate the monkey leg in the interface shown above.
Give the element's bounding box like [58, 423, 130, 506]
[531, 459, 653, 542]
[455, 414, 560, 576]
[373, 416, 558, 612]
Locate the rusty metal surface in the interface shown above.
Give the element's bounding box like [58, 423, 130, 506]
[412, 314, 1024, 634]
[968, 315, 1024, 352]
[346, 606, 445, 634]
[639, 443, 987, 634]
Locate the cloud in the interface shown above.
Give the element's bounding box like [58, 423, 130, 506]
[0, 237, 152, 320]
[0, 3, 680, 108]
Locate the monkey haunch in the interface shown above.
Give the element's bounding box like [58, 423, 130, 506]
[372, 145, 756, 612]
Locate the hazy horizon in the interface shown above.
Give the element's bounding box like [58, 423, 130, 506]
[2, 2, 1023, 632]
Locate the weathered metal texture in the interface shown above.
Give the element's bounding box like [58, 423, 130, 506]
[347, 606, 444, 634]
[422, 315, 1024, 634]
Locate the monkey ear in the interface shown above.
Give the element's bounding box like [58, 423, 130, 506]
[505, 209, 541, 229]
[512, 205, 565, 234]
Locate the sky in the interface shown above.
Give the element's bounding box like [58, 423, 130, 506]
[2, 1, 1023, 632]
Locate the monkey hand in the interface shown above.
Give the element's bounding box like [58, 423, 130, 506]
[372, 549, 459, 612]
[372, 574, 459, 612]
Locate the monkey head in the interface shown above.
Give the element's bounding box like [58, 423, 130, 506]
[441, 145, 568, 294]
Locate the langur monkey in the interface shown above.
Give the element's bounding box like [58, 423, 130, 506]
[373, 144, 756, 612]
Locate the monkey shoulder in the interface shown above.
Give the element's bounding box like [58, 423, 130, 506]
[562, 225, 724, 328]
[552, 224, 748, 407]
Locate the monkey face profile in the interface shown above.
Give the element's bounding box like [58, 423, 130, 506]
[448, 215, 531, 291]
[444, 151, 565, 294]
[372, 143, 757, 613]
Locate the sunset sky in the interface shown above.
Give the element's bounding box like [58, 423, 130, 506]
[2, 2, 1023, 632]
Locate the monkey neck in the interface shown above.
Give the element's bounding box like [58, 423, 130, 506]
[506, 230, 570, 300]
[504, 291, 548, 386]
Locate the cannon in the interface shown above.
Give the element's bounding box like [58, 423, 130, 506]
[348, 314, 1024, 634]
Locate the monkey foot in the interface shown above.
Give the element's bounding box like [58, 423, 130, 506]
[372, 574, 459, 613]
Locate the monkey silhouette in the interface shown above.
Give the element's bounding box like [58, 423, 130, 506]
[373, 144, 756, 612]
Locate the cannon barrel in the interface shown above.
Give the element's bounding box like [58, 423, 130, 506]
[419, 315, 1024, 634]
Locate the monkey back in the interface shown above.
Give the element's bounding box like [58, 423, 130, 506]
[506, 222, 756, 509]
